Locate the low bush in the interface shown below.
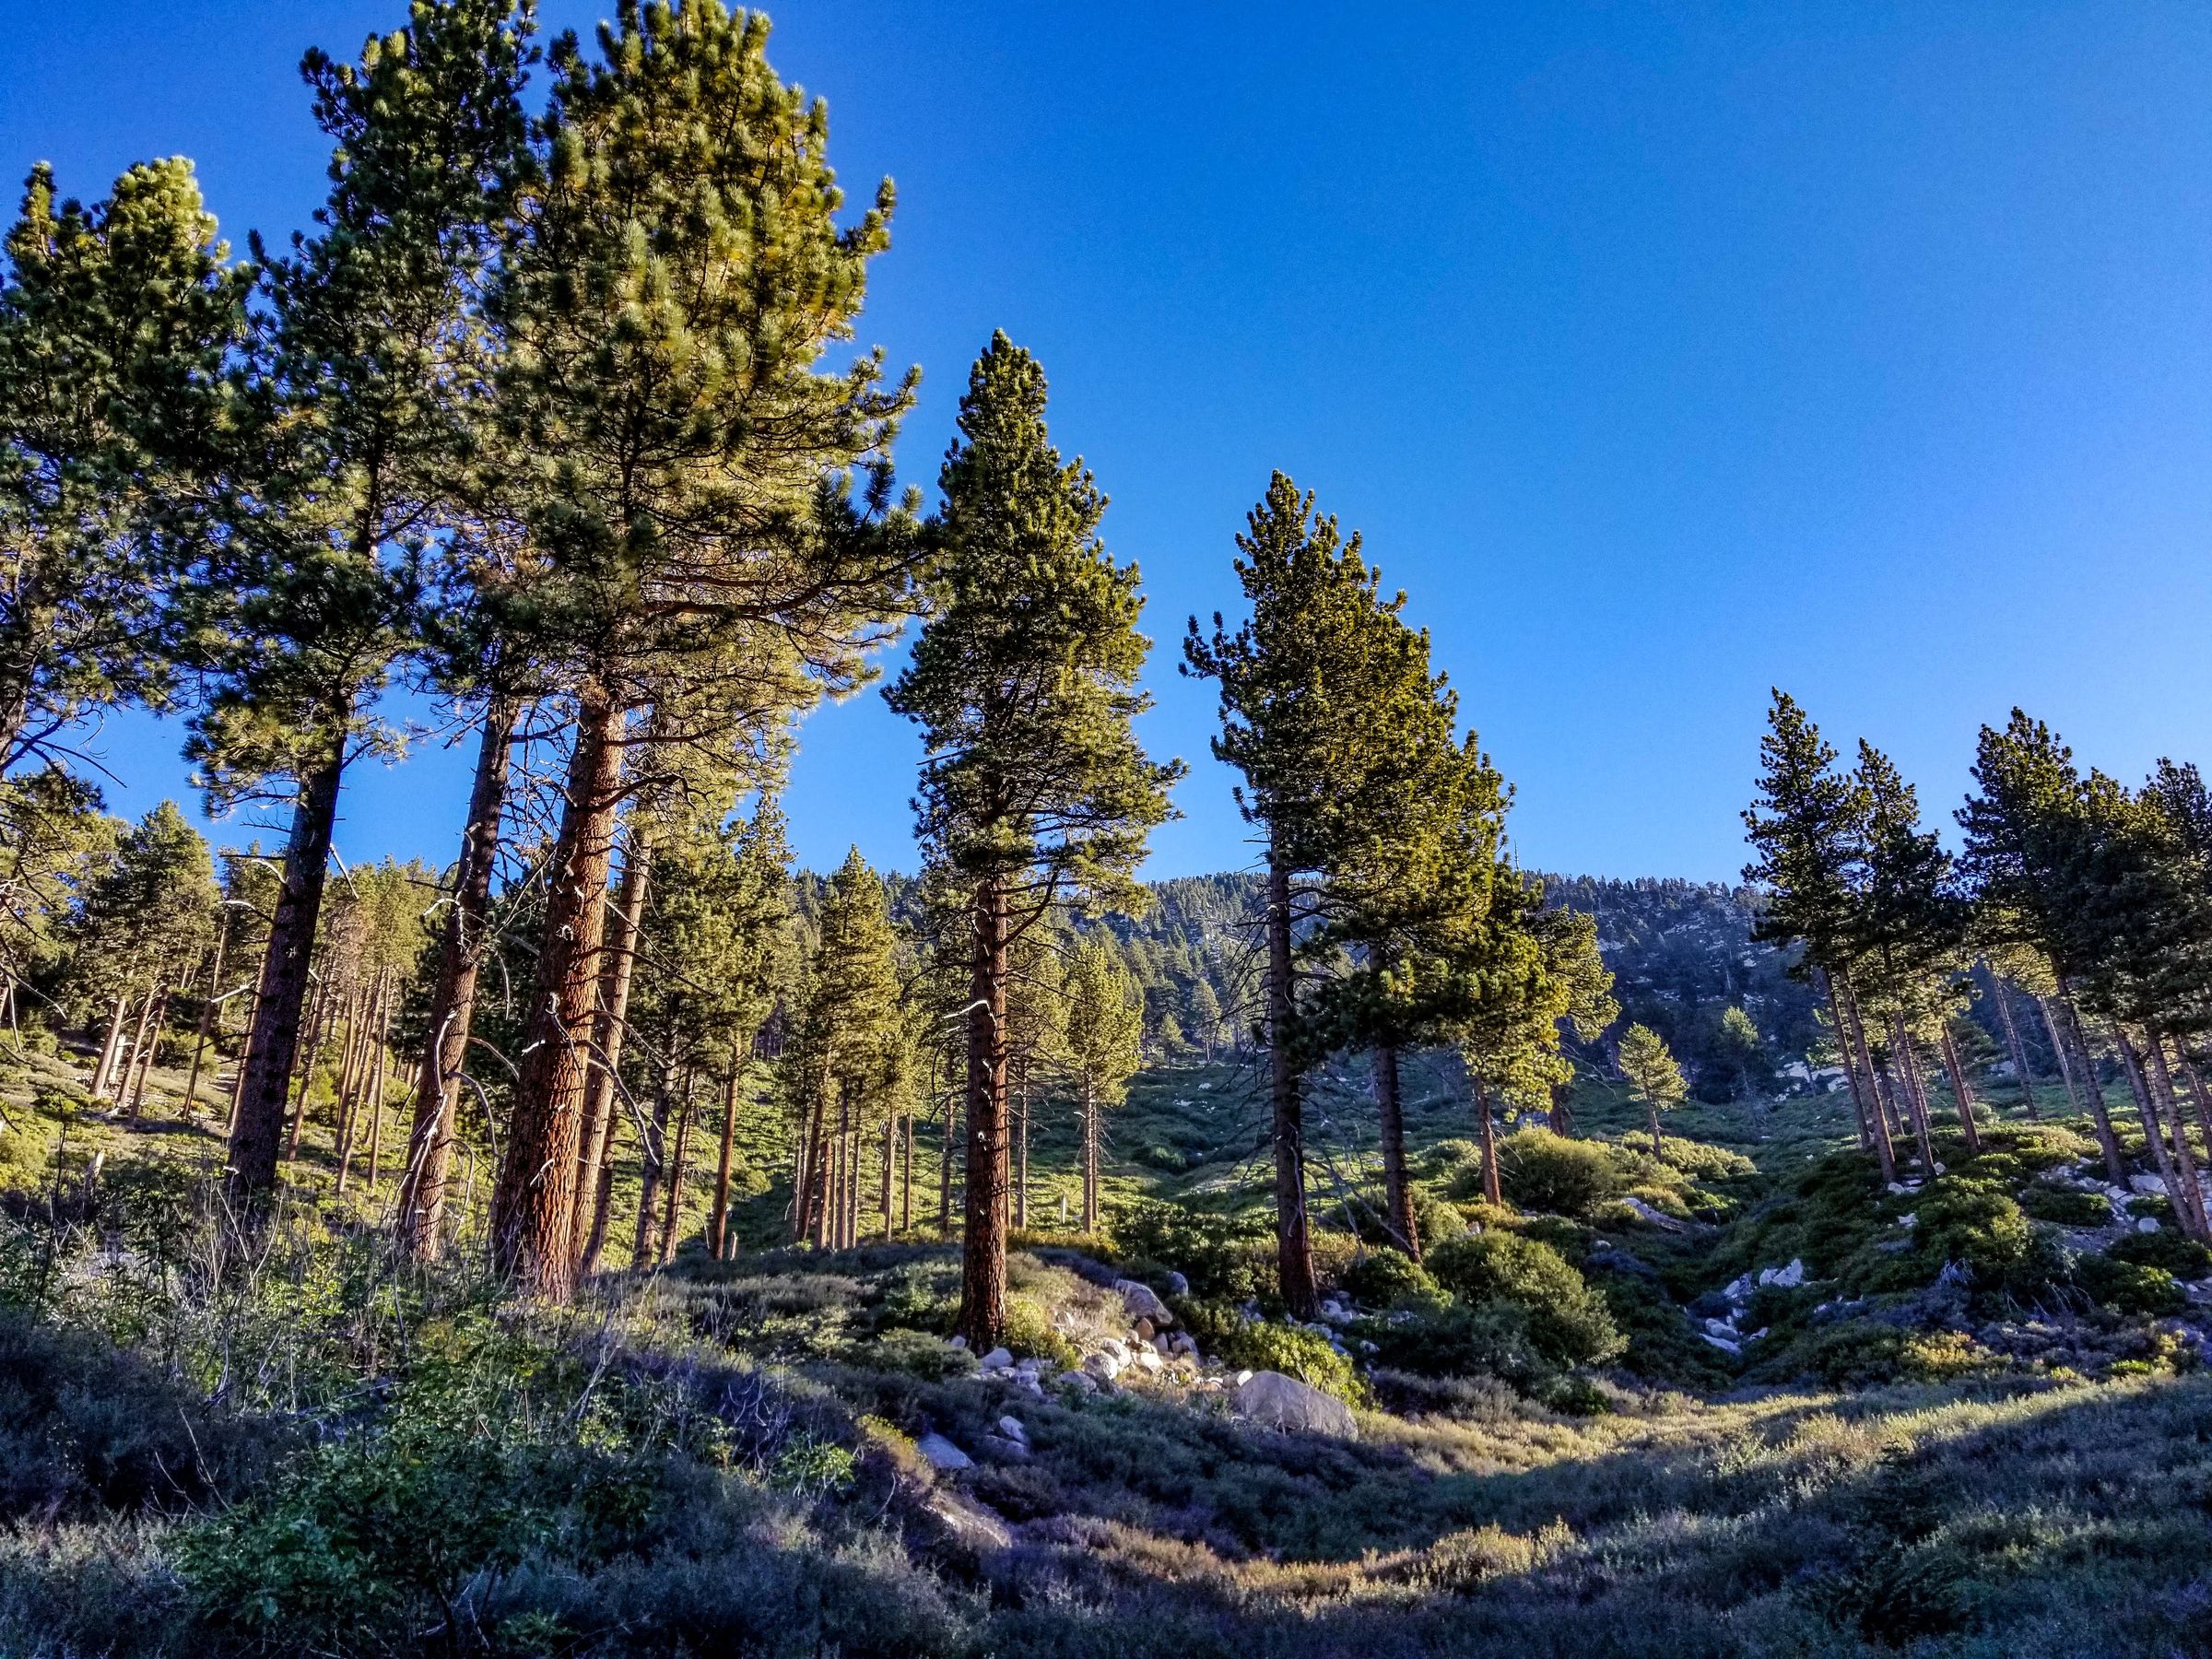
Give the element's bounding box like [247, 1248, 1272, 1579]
[2073, 1253, 2189, 1317]
[1206, 1318, 1369, 1406]
[2108, 1227, 2212, 1280]
[1350, 1295, 1548, 1390]
[1001, 1295, 1080, 1369]
[1496, 1128, 1622, 1217]
[2018, 1181, 2112, 1227]
[1914, 1177, 2045, 1290]
[1761, 1320, 1990, 1388]
[1111, 1202, 1273, 1302]
[1339, 1247, 1435, 1308]
[1424, 1231, 1624, 1367]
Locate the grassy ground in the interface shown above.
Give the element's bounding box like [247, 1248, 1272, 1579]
[2, 1038, 2207, 1655]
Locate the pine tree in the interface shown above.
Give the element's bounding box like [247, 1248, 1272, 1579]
[486, 2, 917, 1298]
[1062, 937, 1142, 1234]
[0, 159, 247, 770]
[782, 848, 904, 1250]
[887, 334, 1179, 1347]
[1184, 473, 1464, 1312]
[1743, 691, 1897, 1181]
[200, 0, 534, 1203]
[1618, 1022, 1687, 1159]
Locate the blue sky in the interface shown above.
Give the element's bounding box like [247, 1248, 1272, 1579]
[6, 2, 2212, 882]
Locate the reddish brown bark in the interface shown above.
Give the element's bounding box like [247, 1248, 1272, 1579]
[956, 873, 1012, 1347]
[571, 830, 649, 1266]
[488, 689, 626, 1299]
[229, 735, 347, 1202]
[398, 695, 515, 1260]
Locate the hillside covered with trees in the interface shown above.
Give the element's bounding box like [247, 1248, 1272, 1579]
[3, 6, 2212, 1657]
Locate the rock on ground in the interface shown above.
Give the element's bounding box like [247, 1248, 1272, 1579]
[1231, 1370, 1358, 1438]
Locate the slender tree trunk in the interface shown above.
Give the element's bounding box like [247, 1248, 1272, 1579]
[398, 695, 516, 1261]
[182, 922, 228, 1117]
[902, 1112, 914, 1236]
[571, 828, 649, 1265]
[282, 975, 334, 1165]
[1474, 1072, 1503, 1206]
[364, 984, 390, 1193]
[709, 1063, 741, 1260]
[1822, 972, 1873, 1151]
[880, 1114, 893, 1240]
[91, 992, 129, 1100]
[1264, 853, 1318, 1320]
[2178, 1053, 2212, 1171]
[939, 1097, 953, 1237]
[2146, 1033, 2210, 1240]
[796, 1077, 830, 1245]
[490, 688, 626, 1300]
[578, 1105, 621, 1278]
[225, 983, 257, 1135]
[2112, 1023, 2202, 1238]
[1888, 1013, 1939, 1173]
[1015, 1069, 1030, 1233]
[1374, 1041, 1418, 1259]
[2038, 994, 2085, 1118]
[1937, 1023, 1983, 1156]
[658, 1067, 696, 1265]
[1648, 1100, 1665, 1161]
[633, 1055, 675, 1268]
[956, 872, 1012, 1348]
[1839, 975, 1898, 1183]
[228, 734, 348, 1203]
[2059, 991, 2127, 1182]
[1992, 976, 2038, 1119]
[1080, 1077, 1099, 1234]
[124, 985, 168, 1122]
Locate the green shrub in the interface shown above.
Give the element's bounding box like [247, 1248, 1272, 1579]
[2018, 1182, 2112, 1227]
[1207, 1319, 1369, 1406]
[2074, 1253, 2189, 1316]
[1350, 1295, 1547, 1390]
[1497, 1128, 1622, 1217]
[1915, 1177, 2041, 1287]
[1765, 1320, 1988, 1388]
[1413, 1193, 1468, 1246]
[1425, 1231, 1624, 1367]
[2108, 1228, 2212, 1280]
[861, 1328, 976, 1381]
[1002, 1295, 1080, 1369]
[1653, 1138, 1759, 1182]
[1340, 1247, 1435, 1308]
[1111, 1202, 1274, 1301]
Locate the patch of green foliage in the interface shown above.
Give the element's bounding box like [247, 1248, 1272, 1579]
[1424, 1231, 1626, 1368]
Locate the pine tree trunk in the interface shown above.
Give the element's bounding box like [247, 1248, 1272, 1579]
[2178, 1053, 2212, 1171]
[633, 1056, 676, 1268]
[956, 872, 1011, 1348]
[1015, 1071, 1029, 1233]
[1839, 975, 1898, 1183]
[225, 982, 257, 1135]
[364, 982, 390, 1193]
[2112, 1023, 2202, 1238]
[658, 1068, 696, 1265]
[1264, 854, 1319, 1320]
[1822, 972, 1873, 1152]
[1992, 977, 2038, 1119]
[490, 689, 626, 1300]
[1937, 1023, 1983, 1155]
[2038, 994, 2086, 1118]
[1474, 1072, 1503, 1206]
[1080, 1077, 1100, 1234]
[709, 1063, 741, 1260]
[571, 830, 649, 1264]
[939, 1096, 954, 1237]
[398, 695, 515, 1261]
[1888, 1014, 1939, 1173]
[91, 992, 129, 1100]
[182, 922, 228, 1118]
[880, 1115, 894, 1240]
[228, 735, 347, 1203]
[1649, 1100, 1665, 1161]
[902, 1112, 914, 1235]
[2145, 1033, 2210, 1240]
[1374, 1041, 1418, 1259]
[283, 962, 337, 1165]
[124, 986, 167, 1122]
[2059, 992, 2127, 1182]
[578, 1107, 621, 1278]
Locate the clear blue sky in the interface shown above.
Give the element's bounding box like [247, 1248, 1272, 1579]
[6, 2, 2211, 882]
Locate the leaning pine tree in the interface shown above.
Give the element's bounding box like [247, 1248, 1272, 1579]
[886, 334, 1179, 1349]
[1184, 474, 1447, 1313]
[484, 1, 916, 1299]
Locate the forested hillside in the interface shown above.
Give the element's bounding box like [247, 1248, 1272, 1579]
[4, 5, 2212, 1657]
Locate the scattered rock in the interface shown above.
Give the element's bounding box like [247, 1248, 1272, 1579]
[1232, 1369, 1254, 1386]
[1115, 1279, 1174, 1327]
[1057, 1370, 1099, 1395]
[979, 1433, 1031, 1462]
[1169, 1332, 1197, 1358]
[1163, 1270, 1190, 1297]
[1622, 1195, 1691, 1233]
[2140, 1217, 2163, 1234]
[916, 1432, 974, 1473]
[916, 1484, 1012, 1556]
[1700, 1333, 1741, 1355]
[2132, 1174, 2170, 1196]
[980, 1347, 1013, 1371]
[1134, 1316, 1156, 1341]
[995, 1414, 1028, 1443]
[1131, 1347, 1165, 1375]
[1231, 1370, 1358, 1438]
[1759, 1258, 1806, 1288]
[948, 1335, 968, 1350]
